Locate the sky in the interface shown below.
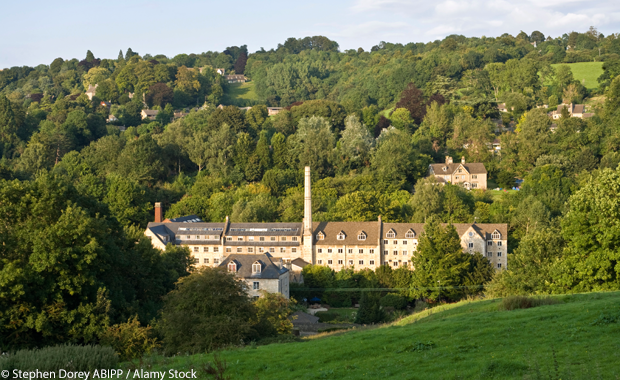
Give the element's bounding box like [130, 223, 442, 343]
[1, 0, 619, 68]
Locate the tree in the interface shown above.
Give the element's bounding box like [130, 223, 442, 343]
[205, 123, 237, 177]
[409, 216, 471, 302]
[103, 174, 153, 228]
[354, 291, 385, 324]
[371, 128, 430, 185]
[186, 130, 209, 172]
[245, 105, 268, 132]
[234, 51, 248, 74]
[271, 132, 288, 169]
[390, 108, 414, 133]
[531, 31, 545, 43]
[288, 116, 335, 177]
[395, 83, 427, 125]
[158, 268, 255, 354]
[146, 83, 174, 108]
[156, 103, 174, 125]
[336, 115, 373, 172]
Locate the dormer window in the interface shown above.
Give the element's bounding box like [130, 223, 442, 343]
[337, 231, 346, 240]
[405, 229, 415, 239]
[252, 261, 262, 274]
[228, 262, 237, 273]
[442, 166, 447, 171]
[316, 231, 325, 240]
[358, 232, 367, 241]
[492, 231, 501, 240]
[386, 229, 396, 238]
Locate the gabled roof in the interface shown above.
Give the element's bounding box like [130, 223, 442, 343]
[429, 162, 487, 175]
[381, 223, 507, 241]
[312, 221, 380, 245]
[219, 254, 287, 279]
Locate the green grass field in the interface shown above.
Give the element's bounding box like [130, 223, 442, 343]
[551, 62, 604, 89]
[222, 81, 258, 105]
[131, 291, 620, 379]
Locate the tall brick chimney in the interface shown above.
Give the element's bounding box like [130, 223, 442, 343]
[154, 202, 163, 223]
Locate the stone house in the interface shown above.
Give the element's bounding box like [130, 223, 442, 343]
[85, 84, 98, 100]
[141, 109, 158, 120]
[547, 103, 592, 119]
[220, 254, 290, 298]
[225, 74, 247, 83]
[429, 156, 488, 190]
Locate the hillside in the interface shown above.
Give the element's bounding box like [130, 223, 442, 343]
[136, 292, 620, 379]
[222, 81, 258, 106]
[551, 62, 604, 89]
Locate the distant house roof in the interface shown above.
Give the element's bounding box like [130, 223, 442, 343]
[220, 254, 288, 279]
[225, 74, 247, 81]
[429, 162, 488, 175]
[142, 109, 159, 116]
[573, 104, 585, 114]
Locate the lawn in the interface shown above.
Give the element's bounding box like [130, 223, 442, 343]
[221, 81, 258, 105]
[551, 62, 604, 89]
[488, 189, 518, 202]
[130, 291, 620, 379]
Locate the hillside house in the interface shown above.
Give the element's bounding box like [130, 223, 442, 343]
[225, 74, 247, 83]
[216, 68, 225, 75]
[85, 84, 98, 100]
[429, 156, 488, 190]
[221, 254, 290, 298]
[547, 103, 593, 119]
[141, 109, 158, 120]
[268, 107, 283, 116]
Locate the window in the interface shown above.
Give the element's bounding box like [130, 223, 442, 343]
[248, 236, 254, 241]
[226, 247, 232, 253]
[386, 230, 395, 238]
[194, 258, 199, 264]
[291, 248, 297, 253]
[269, 247, 275, 253]
[281, 237, 287, 241]
[348, 249, 353, 254]
[472, 183, 478, 188]
[214, 247, 219, 253]
[468, 232, 474, 237]
[258, 247, 264, 253]
[260, 237, 265, 241]
[337, 232, 345, 240]
[318, 248, 323, 253]
[487, 252, 492, 257]
[393, 240, 398, 245]
[228, 262, 237, 272]
[280, 247, 286, 253]
[492, 231, 501, 240]
[487, 241, 493, 246]
[402, 240, 408, 245]
[384, 250, 388, 255]
[203, 247, 209, 252]
[185, 235, 190, 240]
[328, 249, 333, 253]
[252, 262, 262, 274]
[214, 258, 219, 264]
[497, 252, 502, 257]
[237, 237, 243, 241]
[359, 260, 364, 265]
[497, 242, 503, 247]
[338, 248, 343, 254]
[393, 262, 398, 267]
[236, 247, 242, 253]
[383, 240, 388, 244]
[458, 169, 462, 173]
[193, 247, 199, 252]
[318, 259, 323, 264]
[338, 259, 343, 265]
[292, 236, 298, 241]
[196, 236, 200, 240]
[270, 237, 276, 241]
[369, 260, 375, 265]
[369, 249, 374, 254]
[359, 249, 364, 254]
[497, 263, 502, 268]
[226, 237, 232, 241]
[328, 259, 333, 265]
[358, 232, 367, 240]
[402, 251, 408, 256]
[253, 281, 259, 290]
[204, 258, 209, 263]
[317, 232, 325, 240]
[468, 243, 474, 248]
[349, 260, 354, 265]
[472, 175, 477, 179]
[406, 230, 415, 238]
[248, 247, 254, 253]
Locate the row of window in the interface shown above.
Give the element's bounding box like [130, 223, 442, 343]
[191, 246, 297, 254]
[487, 252, 502, 257]
[226, 236, 298, 242]
[179, 235, 220, 240]
[318, 259, 376, 266]
[383, 250, 410, 255]
[317, 248, 376, 254]
[200, 258, 219, 264]
[383, 239, 418, 245]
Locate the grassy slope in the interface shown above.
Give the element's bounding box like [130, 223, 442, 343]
[222, 82, 258, 105]
[137, 292, 620, 379]
[551, 62, 604, 89]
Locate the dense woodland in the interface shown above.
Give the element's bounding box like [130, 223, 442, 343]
[2, 28, 620, 353]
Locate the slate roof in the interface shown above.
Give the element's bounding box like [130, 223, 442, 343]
[312, 221, 380, 245]
[146, 222, 225, 242]
[429, 162, 487, 175]
[381, 223, 507, 240]
[226, 222, 302, 237]
[220, 254, 287, 279]
[165, 215, 203, 223]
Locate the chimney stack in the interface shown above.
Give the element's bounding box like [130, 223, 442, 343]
[461, 156, 466, 164]
[446, 156, 453, 164]
[154, 202, 163, 223]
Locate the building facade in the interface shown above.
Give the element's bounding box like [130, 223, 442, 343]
[145, 167, 508, 294]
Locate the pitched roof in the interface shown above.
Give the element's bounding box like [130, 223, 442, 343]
[382, 223, 507, 240]
[312, 221, 380, 245]
[573, 104, 585, 114]
[147, 221, 225, 239]
[164, 215, 203, 223]
[142, 109, 159, 116]
[220, 254, 287, 279]
[226, 222, 302, 236]
[429, 162, 487, 175]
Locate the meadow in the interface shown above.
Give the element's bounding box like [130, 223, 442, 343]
[128, 291, 620, 379]
[551, 62, 604, 89]
[222, 81, 258, 106]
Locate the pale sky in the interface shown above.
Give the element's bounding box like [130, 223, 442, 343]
[1, 0, 619, 68]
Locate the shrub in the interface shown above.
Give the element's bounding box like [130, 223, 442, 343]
[380, 294, 408, 310]
[315, 311, 339, 323]
[323, 291, 352, 308]
[500, 296, 558, 311]
[355, 292, 385, 324]
[99, 316, 159, 361]
[254, 291, 294, 335]
[0, 344, 117, 372]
